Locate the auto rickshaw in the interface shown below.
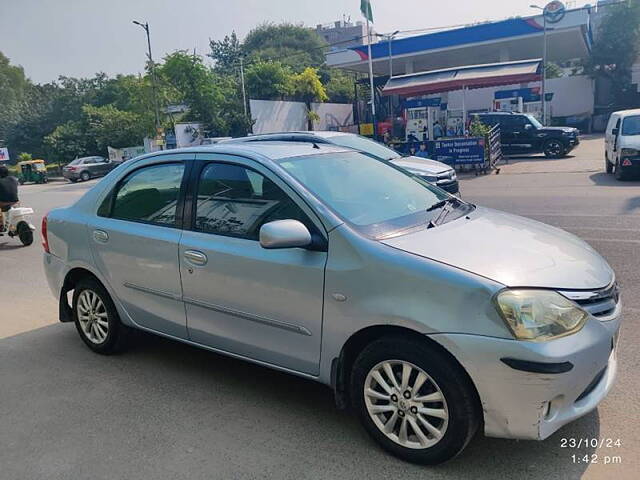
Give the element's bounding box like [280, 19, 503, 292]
[17, 159, 48, 184]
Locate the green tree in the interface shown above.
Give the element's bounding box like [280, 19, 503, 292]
[157, 50, 250, 137]
[44, 121, 92, 162]
[545, 62, 563, 79]
[290, 67, 328, 129]
[245, 61, 292, 100]
[585, 0, 640, 106]
[324, 69, 355, 103]
[17, 152, 32, 162]
[208, 31, 242, 71]
[243, 23, 327, 71]
[0, 52, 29, 149]
[82, 104, 150, 151]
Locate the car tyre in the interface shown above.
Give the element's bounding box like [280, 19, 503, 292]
[605, 154, 614, 174]
[72, 277, 129, 354]
[614, 159, 626, 181]
[17, 222, 33, 246]
[543, 139, 565, 158]
[350, 336, 480, 465]
[80, 171, 91, 182]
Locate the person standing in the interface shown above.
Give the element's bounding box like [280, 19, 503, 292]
[433, 121, 444, 139]
[415, 143, 430, 158]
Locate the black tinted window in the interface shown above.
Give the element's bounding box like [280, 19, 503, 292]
[111, 163, 184, 226]
[195, 163, 308, 239]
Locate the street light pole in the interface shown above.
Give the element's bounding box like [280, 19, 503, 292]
[377, 31, 400, 122]
[239, 56, 248, 117]
[542, 12, 548, 125]
[133, 20, 161, 133]
[530, 5, 548, 125]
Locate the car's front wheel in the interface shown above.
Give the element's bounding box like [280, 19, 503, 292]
[72, 277, 128, 354]
[350, 336, 480, 465]
[543, 139, 566, 158]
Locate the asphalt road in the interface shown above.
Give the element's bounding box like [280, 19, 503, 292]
[1, 136, 639, 479]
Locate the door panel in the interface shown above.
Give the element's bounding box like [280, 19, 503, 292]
[179, 156, 327, 375]
[88, 160, 189, 338]
[180, 231, 326, 373]
[89, 218, 187, 337]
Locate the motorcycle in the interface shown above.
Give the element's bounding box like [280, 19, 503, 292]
[0, 205, 36, 246]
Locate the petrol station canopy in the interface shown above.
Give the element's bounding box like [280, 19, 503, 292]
[326, 8, 591, 76]
[381, 59, 543, 97]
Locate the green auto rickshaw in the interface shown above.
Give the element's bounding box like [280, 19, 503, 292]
[18, 159, 48, 184]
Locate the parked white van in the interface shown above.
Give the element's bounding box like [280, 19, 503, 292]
[604, 109, 640, 180]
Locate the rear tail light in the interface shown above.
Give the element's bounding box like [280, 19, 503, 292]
[42, 214, 50, 253]
[622, 159, 632, 167]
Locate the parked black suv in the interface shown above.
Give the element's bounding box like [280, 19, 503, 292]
[473, 112, 579, 158]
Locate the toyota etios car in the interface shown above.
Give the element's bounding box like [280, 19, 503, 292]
[43, 142, 620, 465]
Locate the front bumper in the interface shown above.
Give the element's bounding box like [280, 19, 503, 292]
[430, 313, 620, 440]
[435, 179, 460, 194]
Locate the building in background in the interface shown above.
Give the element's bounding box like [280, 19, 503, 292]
[315, 18, 376, 49]
[327, 1, 631, 134]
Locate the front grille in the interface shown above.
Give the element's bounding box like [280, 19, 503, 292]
[559, 283, 620, 319]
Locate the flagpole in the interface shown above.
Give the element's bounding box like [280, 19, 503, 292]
[366, 17, 376, 138]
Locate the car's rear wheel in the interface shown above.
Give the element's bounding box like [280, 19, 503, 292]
[72, 277, 128, 354]
[80, 171, 91, 182]
[614, 158, 626, 181]
[605, 153, 613, 174]
[543, 139, 565, 158]
[350, 336, 479, 465]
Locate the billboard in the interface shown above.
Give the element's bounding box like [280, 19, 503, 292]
[0, 147, 9, 162]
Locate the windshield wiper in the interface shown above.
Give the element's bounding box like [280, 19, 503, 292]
[427, 197, 462, 228]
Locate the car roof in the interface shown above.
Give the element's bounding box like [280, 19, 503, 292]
[224, 131, 350, 142]
[138, 141, 354, 162]
[613, 109, 640, 117]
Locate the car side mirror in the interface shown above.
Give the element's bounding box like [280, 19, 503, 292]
[259, 219, 312, 249]
[612, 128, 619, 136]
[524, 124, 533, 130]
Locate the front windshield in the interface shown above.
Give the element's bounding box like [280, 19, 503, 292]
[277, 152, 451, 238]
[329, 134, 400, 161]
[526, 114, 543, 129]
[622, 115, 640, 136]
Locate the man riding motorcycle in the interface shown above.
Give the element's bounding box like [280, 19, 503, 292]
[0, 165, 20, 232]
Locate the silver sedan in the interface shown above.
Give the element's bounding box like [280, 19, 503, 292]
[42, 141, 620, 464]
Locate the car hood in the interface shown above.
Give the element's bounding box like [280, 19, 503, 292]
[390, 156, 451, 175]
[381, 207, 613, 289]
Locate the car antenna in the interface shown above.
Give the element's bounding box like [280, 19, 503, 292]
[312, 142, 320, 149]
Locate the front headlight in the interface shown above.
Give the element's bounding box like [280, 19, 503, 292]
[494, 289, 588, 341]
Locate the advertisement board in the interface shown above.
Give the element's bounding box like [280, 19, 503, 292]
[432, 137, 485, 165]
[0, 147, 9, 162]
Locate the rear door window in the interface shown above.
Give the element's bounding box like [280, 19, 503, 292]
[108, 163, 185, 226]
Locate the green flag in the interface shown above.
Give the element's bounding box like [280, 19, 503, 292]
[360, 0, 373, 23]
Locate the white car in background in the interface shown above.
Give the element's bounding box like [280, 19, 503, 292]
[224, 131, 460, 195]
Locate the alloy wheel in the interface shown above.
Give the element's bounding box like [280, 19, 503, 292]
[364, 360, 449, 450]
[545, 140, 563, 157]
[76, 289, 109, 344]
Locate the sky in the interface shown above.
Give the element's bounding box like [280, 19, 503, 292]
[0, 0, 586, 83]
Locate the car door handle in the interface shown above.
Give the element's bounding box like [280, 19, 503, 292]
[93, 229, 109, 243]
[184, 250, 208, 266]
